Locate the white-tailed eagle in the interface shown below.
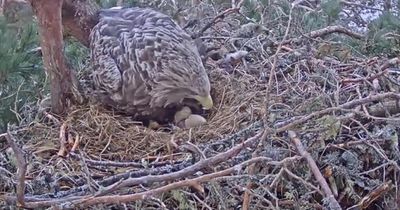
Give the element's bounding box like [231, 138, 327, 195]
[89, 7, 213, 126]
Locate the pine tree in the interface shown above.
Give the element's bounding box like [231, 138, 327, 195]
[0, 16, 45, 132]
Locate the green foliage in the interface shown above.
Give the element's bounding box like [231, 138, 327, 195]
[96, 0, 139, 8]
[317, 115, 341, 140]
[122, 0, 139, 7]
[321, 0, 341, 23]
[0, 17, 46, 132]
[301, 10, 327, 32]
[171, 190, 193, 209]
[64, 38, 90, 71]
[241, 0, 264, 22]
[365, 12, 400, 57]
[96, 0, 118, 8]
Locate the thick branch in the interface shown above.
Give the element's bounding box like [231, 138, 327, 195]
[90, 131, 264, 196]
[5, 131, 27, 207]
[4, 131, 264, 208]
[288, 131, 341, 209]
[73, 157, 269, 207]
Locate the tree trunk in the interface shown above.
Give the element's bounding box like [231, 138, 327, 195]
[5, 0, 100, 114]
[28, 0, 81, 114]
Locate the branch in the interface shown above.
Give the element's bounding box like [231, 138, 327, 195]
[69, 151, 185, 168]
[72, 157, 270, 207]
[88, 130, 264, 196]
[3, 130, 264, 208]
[341, 57, 400, 84]
[192, 0, 245, 39]
[341, 69, 388, 84]
[275, 92, 400, 132]
[5, 130, 27, 207]
[6, 156, 268, 208]
[279, 25, 364, 46]
[288, 131, 341, 210]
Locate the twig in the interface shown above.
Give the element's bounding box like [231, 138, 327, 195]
[357, 162, 392, 176]
[71, 157, 270, 207]
[357, 181, 391, 209]
[378, 57, 400, 71]
[276, 92, 400, 132]
[288, 131, 341, 210]
[86, 130, 264, 197]
[341, 69, 388, 84]
[347, 181, 392, 210]
[192, 0, 244, 39]
[5, 129, 27, 207]
[181, 141, 207, 160]
[278, 25, 364, 46]
[242, 151, 256, 210]
[341, 57, 400, 84]
[57, 121, 69, 157]
[181, 191, 213, 210]
[326, 139, 387, 150]
[4, 131, 264, 208]
[70, 134, 80, 152]
[340, 0, 384, 12]
[283, 168, 322, 195]
[42, 110, 61, 125]
[0, 166, 13, 177]
[69, 151, 185, 168]
[23, 160, 192, 200]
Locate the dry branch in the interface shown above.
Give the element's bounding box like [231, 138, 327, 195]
[4, 130, 27, 207]
[192, 0, 244, 39]
[72, 157, 270, 207]
[288, 130, 341, 210]
[279, 25, 364, 46]
[88, 130, 264, 196]
[276, 92, 400, 132]
[3, 130, 264, 208]
[357, 181, 392, 209]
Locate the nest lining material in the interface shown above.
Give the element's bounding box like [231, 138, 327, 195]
[27, 60, 266, 161]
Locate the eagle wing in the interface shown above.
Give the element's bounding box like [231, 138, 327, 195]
[89, 7, 198, 118]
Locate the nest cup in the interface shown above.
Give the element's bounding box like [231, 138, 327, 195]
[27, 61, 265, 161]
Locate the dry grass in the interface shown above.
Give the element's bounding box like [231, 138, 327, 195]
[26, 62, 265, 162]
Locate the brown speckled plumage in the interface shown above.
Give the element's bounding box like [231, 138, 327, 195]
[89, 7, 212, 123]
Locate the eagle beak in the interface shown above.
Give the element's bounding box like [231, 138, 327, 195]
[195, 94, 213, 110]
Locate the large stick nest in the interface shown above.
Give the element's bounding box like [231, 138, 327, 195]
[1, 1, 400, 209]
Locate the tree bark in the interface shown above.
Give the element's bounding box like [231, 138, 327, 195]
[5, 0, 100, 114]
[28, 0, 80, 114]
